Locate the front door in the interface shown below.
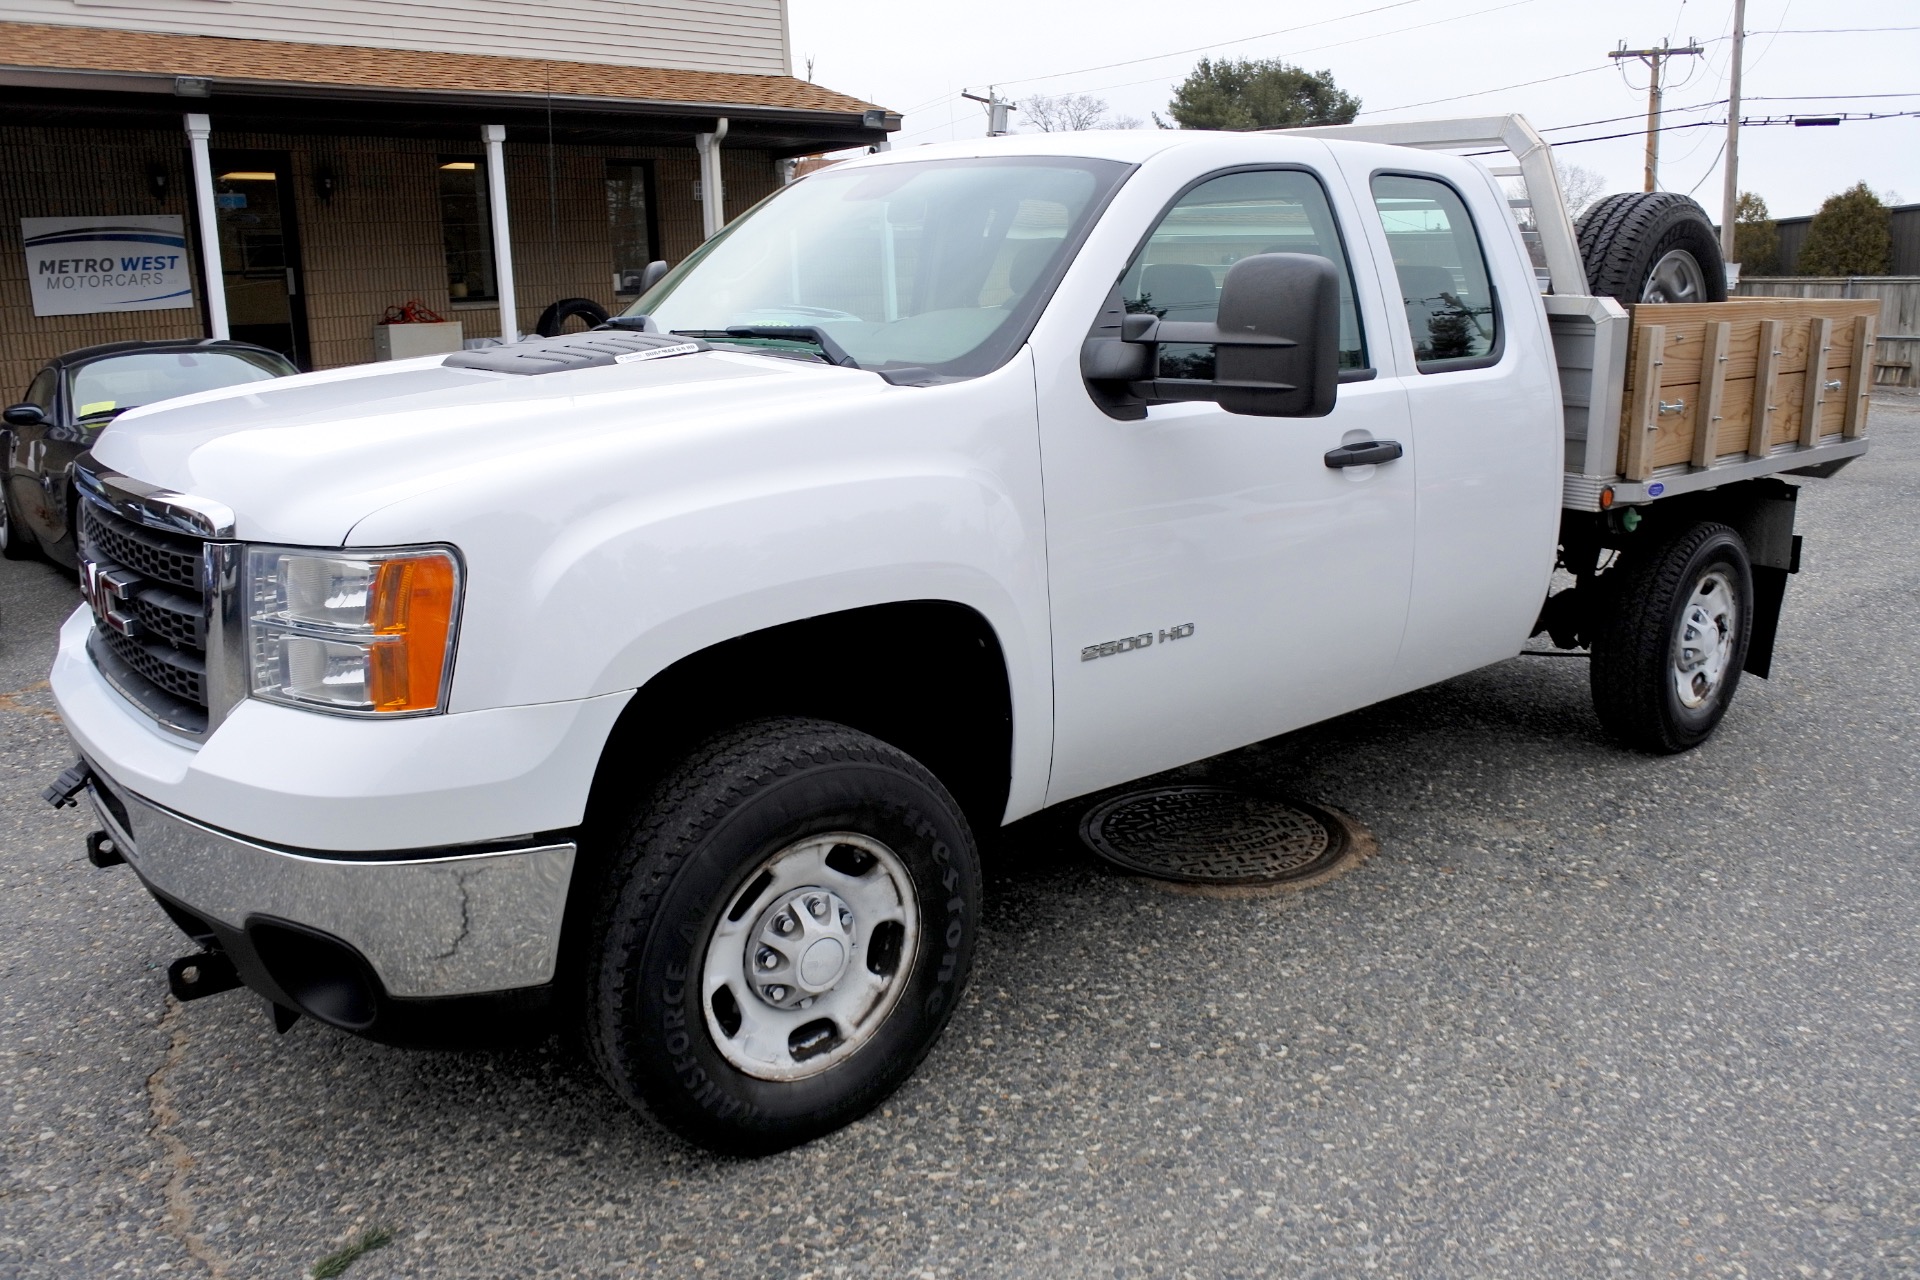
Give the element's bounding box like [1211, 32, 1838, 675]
[1039, 165, 1416, 804]
[210, 152, 309, 368]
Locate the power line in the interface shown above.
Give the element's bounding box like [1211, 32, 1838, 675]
[1515, 111, 1920, 152]
[1360, 64, 1614, 116]
[984, 0, 1546, 106]
[988, 0, 1432, 89]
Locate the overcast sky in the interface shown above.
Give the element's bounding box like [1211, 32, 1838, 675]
[788, 0, 1917, 222]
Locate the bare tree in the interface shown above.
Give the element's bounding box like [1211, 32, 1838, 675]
[1555, 160, 1608, 218]
[1020, 93, 1142, 132]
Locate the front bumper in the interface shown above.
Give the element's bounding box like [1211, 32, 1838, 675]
[50, 605, 629, 851]
[87, 761, 575, 1011]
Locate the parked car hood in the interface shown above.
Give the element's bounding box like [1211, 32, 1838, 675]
[88, 349, 881, 546]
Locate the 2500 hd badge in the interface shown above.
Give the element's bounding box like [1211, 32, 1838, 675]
[1081, 622, 1195, 662]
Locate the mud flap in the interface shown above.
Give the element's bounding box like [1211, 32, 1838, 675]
[1743, 534, 1802, 680]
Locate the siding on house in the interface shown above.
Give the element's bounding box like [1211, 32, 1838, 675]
[0, 0, 790, 76]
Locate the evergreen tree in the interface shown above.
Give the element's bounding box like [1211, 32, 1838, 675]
[1732, 192, 1779, 276]
[1163, 58, 1359, 131]
[1797, 183, 1893, 276]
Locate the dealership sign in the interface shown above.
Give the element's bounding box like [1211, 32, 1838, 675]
[21, 215, 194, 317]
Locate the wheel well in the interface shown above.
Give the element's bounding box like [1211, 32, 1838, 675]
[581, 600, 1014, 840]
[552, 601, 1014, 998]
[1547, 479, 1800, 673]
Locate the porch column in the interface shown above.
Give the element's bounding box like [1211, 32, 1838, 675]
[695, 117, 728, 239]
[483, 124, 518, 341]
[183, 113, 229, 340]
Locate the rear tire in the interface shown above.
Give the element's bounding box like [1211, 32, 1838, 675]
[1576, 192, 1728, 306]
[1591, 523, 1753, 754]
[584, 717, 980, 1155]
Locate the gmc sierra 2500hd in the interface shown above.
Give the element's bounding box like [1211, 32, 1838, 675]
[43, 118, 1876, 1153]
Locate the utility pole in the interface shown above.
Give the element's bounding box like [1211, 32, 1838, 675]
[1610, 38, 1704, 191]
[962, 88, 1016, 137]
[1720, 0, 1747, 265]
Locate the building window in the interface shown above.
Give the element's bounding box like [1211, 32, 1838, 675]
[439, 158, 497, 301]
[607, 160, 659, 296]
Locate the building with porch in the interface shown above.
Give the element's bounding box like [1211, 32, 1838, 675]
[0, 0, 895, 391]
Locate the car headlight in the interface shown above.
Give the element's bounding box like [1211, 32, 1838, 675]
[246, 546, 462, 714]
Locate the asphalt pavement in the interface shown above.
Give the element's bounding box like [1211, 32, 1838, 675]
[3, 393, 1916, 1279]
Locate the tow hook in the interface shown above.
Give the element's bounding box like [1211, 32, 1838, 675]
[86, 831, 124, 869]
[167, 952, 242, 1002]
[42, 760, 91, 809]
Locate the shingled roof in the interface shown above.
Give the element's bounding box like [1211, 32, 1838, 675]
[0, 20, 884, 116]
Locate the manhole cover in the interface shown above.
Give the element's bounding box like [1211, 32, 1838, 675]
[1079, 786, 1365, 889]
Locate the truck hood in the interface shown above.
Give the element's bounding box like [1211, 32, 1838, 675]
[90, 348, 878, 545]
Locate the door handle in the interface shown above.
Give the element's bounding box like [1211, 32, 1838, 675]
[1323, 439, 1404, 468]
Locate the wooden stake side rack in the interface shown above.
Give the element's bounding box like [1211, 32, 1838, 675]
[1617, 298, 1880, 483]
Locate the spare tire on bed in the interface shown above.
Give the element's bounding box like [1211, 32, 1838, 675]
[1575, 192, 1728, 306]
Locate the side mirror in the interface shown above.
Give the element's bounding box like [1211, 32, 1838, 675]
[638, 260, 669, 294]
[1079, 253, 1341, 418]
[3, 402, 47, 428]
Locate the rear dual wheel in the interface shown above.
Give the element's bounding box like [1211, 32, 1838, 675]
[1591, 522, 1754, 754]
[585, 717, 980, 1155]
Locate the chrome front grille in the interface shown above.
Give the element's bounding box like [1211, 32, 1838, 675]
[79, 501, 202, 589]
[79, 498, 211, 737]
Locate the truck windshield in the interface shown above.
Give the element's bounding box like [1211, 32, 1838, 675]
[625, 156, 1131, 378]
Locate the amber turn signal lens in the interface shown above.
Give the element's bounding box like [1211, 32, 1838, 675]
[366, 554, 459, 712]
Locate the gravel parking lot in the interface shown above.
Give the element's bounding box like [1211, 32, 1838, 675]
[3, 392, 1916, 1280]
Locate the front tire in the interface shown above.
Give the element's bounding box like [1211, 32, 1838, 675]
[584, 717, 980, 1155]
[1591, 522, 1753, 753]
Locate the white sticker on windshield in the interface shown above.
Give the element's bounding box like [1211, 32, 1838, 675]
[614, 342, 703, 364]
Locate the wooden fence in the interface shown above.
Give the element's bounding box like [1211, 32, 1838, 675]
[1736, 277, 1920, 388]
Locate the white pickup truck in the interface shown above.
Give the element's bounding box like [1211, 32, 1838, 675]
[47, 119, 1875, 1154]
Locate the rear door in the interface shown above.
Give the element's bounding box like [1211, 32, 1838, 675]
[1037, 160, 1416, 804]
[1341, 162, 1562, 690]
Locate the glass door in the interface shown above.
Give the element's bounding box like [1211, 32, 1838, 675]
[210, 152, 310, 368]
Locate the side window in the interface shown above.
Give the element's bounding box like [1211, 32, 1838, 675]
[1370, 174, 1500, 370]
[24, 370, 57, 410]
[1122, 169, 1367, 374]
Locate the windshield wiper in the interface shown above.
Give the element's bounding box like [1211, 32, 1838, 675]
[669, 326, 861, 371]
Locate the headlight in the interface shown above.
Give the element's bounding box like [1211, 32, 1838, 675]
[246, 546, 461, 714]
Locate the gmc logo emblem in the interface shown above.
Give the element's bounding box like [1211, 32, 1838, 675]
[80, 557, 143, 639]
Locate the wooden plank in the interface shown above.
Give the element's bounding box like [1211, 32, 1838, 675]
[1622, 323, 1665, 481]
[1748, 319, 1782, 458]
[1799, 316, 1834, 448]
[1844, 314, 1876, 437]
[1692, 321, 1731, 467]
[1650, 310, 1868, 386]
[1627, 297, 1881, 328]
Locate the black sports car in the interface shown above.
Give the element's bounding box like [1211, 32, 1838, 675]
[2, 339, 296, 568]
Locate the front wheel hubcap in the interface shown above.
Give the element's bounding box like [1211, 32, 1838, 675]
[1672, 568, 1739, 709]
[701, 833, 918, 1081]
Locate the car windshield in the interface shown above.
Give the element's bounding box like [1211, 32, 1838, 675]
[626, 156, 1130, 377]
[69, 350, 290, 423]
